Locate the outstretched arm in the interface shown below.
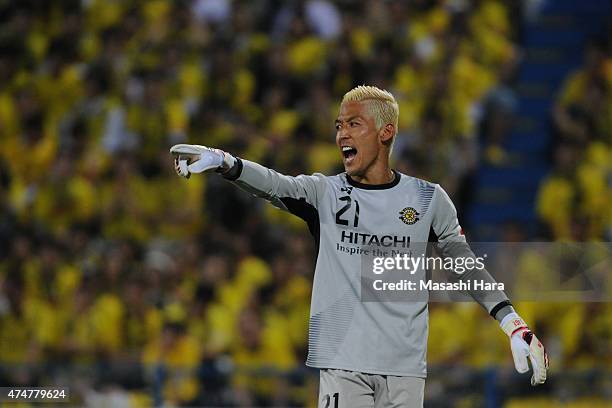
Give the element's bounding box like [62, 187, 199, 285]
[430, 184, 549, 386]
[170, 143, 326, 226]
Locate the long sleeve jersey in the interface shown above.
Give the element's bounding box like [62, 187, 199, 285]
[224, 158, 509, 377]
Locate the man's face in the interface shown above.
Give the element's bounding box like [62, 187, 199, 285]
[335, 101, 383, 177]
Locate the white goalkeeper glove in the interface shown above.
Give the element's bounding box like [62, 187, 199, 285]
[170, 144, 236, 178]
[500, 312, 549, 386]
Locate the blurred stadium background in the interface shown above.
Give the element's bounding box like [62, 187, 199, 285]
[0, 0, 610, 407]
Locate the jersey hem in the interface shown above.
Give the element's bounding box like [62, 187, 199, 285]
[306, 362, 427, 378]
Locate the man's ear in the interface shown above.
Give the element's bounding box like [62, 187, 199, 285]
[380, 123, 395, 146]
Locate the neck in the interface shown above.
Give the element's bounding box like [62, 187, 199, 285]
[350, 164, 395, 185]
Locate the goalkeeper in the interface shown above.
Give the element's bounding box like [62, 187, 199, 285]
[171, 86, 548, 408]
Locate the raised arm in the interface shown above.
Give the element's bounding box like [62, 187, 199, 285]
[170, 144, 326, 230]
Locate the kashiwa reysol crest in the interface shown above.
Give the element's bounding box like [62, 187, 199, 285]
[399, 207, 420, 225]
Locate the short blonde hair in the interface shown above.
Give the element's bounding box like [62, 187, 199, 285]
[342, 85, 399, 134]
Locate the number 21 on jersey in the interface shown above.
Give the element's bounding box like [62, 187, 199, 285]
[335, 196, 359, 227]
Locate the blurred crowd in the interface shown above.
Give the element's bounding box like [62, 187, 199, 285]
[537, 37, 611, 241]
[0, 0, 609, 407]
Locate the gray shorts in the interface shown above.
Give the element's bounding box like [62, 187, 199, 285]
[318, 369, 425, 408]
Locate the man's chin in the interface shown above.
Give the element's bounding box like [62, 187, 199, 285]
[342, 156, 364, 177]
[344, 166, 362, 178]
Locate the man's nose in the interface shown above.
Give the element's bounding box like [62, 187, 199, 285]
[337, 126, 349, 138]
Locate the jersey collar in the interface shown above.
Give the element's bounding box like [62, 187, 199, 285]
[346, 170, 401, 190]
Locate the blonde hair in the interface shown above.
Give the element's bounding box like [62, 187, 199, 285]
[342, 85, 399, 134]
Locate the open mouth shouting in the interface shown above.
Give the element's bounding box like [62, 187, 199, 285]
[341, 145, 358, 165]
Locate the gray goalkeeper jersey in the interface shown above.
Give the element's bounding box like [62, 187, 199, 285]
[227, 159, 509, 377]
